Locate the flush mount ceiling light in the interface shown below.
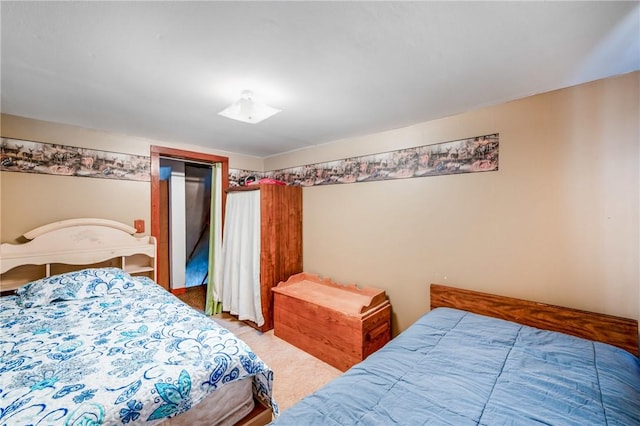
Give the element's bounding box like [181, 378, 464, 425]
[218, 90, 281, 124]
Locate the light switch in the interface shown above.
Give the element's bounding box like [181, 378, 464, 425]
[134, 219, 145, 233]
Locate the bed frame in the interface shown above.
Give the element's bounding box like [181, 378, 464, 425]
[431, 283, 639, 356]
[0, 218, 273, 425]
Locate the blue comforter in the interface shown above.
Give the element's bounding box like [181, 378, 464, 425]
[0, 270, 276, 425]
[272, 307, 640, 425]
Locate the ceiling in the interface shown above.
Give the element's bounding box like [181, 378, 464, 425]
[1, 2, 638, 158]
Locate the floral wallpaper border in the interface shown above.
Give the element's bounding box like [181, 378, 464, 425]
[1, 138, 150, 181]
[230, 133, 499, 187]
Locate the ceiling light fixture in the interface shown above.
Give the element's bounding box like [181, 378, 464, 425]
[218, 90, 281, 124]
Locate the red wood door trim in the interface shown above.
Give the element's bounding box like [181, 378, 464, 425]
[150, 145, 229, 285]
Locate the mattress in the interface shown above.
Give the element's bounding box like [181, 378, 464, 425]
[0, 268, 277, 425]
[272, 307, 640, 425]
[162, 378, 254, 426]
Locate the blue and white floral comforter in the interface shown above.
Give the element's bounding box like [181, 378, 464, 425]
[0, 268, 277, 425]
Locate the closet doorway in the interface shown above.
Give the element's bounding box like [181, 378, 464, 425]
[150, 146, 229, 292]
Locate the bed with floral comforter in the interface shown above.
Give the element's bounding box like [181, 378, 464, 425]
[0, 268, 277, 425]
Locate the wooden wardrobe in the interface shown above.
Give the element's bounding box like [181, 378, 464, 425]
[225, 184, 302, 332]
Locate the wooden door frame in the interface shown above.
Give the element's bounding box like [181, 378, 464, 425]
[150, 145, 229, 283]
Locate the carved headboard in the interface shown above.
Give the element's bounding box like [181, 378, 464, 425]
[0, 218, 156, 292]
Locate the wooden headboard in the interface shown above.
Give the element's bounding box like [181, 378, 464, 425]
[0, 218, 156, 292]
[431, 283, 639, 356]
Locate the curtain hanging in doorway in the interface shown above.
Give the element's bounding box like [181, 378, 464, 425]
[205, 164, 223, 315]
[220, 190, 264, 326]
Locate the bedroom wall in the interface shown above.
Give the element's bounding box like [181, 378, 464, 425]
[2, 73, 638, 338]
[0, 114, 262, 243]
[265, 71, 640, 334]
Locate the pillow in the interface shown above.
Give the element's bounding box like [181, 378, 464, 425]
[16, 267, 144, 308]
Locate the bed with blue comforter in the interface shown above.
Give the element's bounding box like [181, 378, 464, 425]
[272, 307, 640, 425]
[0, 268, 277, 425]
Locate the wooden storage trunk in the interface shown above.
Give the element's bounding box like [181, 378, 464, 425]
[272, 273, 391, 371]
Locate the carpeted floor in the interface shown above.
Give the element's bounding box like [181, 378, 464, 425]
[176, 284, 208, 311]
[176, 285, 343, 412]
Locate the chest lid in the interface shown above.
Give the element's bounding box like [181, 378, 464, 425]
[272, 272, 388, 316]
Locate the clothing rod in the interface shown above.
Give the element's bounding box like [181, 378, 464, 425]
[185, 175, 210, 182]
[159, 156, 216, 167]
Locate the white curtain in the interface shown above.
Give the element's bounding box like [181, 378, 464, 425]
[205, 164, 222, 316]
[220, 190, 264, 326]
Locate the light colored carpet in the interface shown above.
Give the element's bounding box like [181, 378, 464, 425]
[210, 313, 343, 412]
[175, 288, 343, 412]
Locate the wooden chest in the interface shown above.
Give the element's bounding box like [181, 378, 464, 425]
[272, 273, 391, 371]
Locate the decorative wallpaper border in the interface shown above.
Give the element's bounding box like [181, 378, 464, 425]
[230, 133, 499, 187]
[2, 133, 498, 186]
[1, 138, 150, 181]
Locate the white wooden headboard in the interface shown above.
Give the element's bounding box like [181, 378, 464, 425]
[0, 218, 156, 292]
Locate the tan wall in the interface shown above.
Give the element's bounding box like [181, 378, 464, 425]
[2, 72, 638, 337]
[0, 114, 262, 243]
[267, 72, 640, 334]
